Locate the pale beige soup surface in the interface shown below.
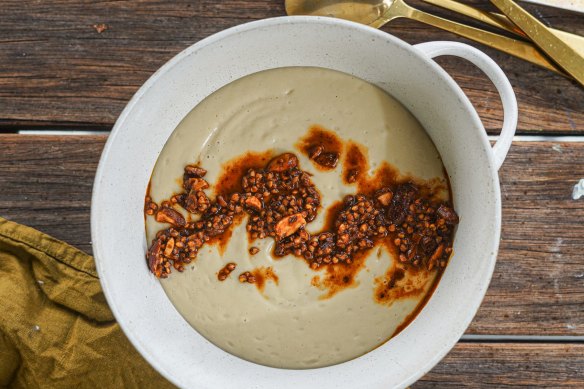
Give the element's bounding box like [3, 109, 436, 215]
[146, 67, 448, 369]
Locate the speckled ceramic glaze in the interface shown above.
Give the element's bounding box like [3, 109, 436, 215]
[92, 17, 517, 389]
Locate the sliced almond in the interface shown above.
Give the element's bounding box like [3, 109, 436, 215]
[184, 177, 209, 191]
[377, 192, 393, 206]
[245, 196, 262, 211]
[309, 145, 323, 159]
[155, 207, 186, 227]
[275, 213, 306, 239]
[147, 240, 162, 273]
[428, 244, 445, 270]
[163, 238, 175, 257]
[267, 153, 298, 172]
[184, 165, 207, 178]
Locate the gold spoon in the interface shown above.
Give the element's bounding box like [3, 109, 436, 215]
[285, 0, 567, 75]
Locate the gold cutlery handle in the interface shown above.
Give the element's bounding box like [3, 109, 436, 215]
[423, 0, 522, 35]
[422, 0, 584, 56]
[385, 0, 566, 75]
[491, 0, 584, 86]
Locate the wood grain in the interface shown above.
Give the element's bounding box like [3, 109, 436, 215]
[0, 0, 582, 133]
[468, 140, 584, 336]
[0, 135, 582, 336]
[0, 135, 101, 250]
[416, 343, 584, 387]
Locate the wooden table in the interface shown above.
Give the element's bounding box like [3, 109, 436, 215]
[1, 1, 583, 386]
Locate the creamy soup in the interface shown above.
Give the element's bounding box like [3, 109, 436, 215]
[145, 67, 455, 369]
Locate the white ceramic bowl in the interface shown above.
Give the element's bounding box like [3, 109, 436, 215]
[92, 16, 517, 389]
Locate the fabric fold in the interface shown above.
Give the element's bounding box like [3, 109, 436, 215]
[0, 217, 174, 388]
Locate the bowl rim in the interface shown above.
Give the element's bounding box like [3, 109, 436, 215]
[91, 15, 501, 389]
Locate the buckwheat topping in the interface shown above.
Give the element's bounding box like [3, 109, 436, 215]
[238, 271, 256, 284]
[145, 150, 458, 281]
[144, 196, 158, 215]
[217, 262, 237, 281]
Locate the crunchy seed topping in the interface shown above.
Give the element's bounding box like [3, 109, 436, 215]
[145, 152, 458, 278]
[144, 196, 158, 215]
[249, 246, 260, 255]
[239, 271, 256, 283]
[218, 262, 237, 281]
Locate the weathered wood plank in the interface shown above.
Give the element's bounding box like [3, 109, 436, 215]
[0, 0, 582, 132]
[416, 343, 584, 387]
[0, 135, 102, 250]
[0, 135, 583, 335]
[468, 140, 584, 335]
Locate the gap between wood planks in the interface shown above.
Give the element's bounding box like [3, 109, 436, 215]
[461, 335, 584, 343]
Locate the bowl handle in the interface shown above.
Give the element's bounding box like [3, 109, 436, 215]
[414, 41, 518, 171]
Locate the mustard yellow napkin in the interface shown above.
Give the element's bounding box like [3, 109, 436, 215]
[0, 217, 175, 388]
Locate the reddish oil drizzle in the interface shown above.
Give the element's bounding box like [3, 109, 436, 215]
[357, 161, 401, 196]
[333, 133, 452, 340]
[342, 141, 369, 185]
[144, 180, 153, 223]
[295, 125, 343, 171]
[298, 128, 452, 304]
[311, 275, 321, 287]
[320, 200, 344, 232]
[342, 138, 448, 201]
[207, 213, 244, 255]
[311, 249, 370, 299]
[251, 266, 279, 292]
[149, 125, 454, 322]
[391, 266, 445, 337]
[312, 200, 373, 299]
[374, 264, 429, 305]
[215, 150, 274, 195]
[146, 180, 152, 198]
